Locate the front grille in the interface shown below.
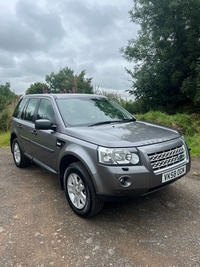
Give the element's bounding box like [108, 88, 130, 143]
[148, 145, 186, 172]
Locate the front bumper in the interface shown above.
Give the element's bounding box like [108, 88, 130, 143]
[92, 139, 191, 201]
[94, 162, 190, 202]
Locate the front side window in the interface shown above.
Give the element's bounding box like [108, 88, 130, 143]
[37, 99, 55, 124]
[22, 98, 38, 122]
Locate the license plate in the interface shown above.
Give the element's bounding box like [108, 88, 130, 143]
[162, 165, 186, 183]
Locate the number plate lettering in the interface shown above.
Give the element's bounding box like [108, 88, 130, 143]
[162, 166, 186, 183]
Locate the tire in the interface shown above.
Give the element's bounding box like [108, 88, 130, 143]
[64, 162, 104, 218]
[12, 138, 30, 168]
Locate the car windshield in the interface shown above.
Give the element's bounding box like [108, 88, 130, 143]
[56, 96, 135, 127]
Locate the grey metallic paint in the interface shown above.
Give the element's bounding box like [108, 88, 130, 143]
[10, 94, 191, 201]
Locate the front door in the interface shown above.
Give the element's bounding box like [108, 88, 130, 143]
[30, 98, 58, 171]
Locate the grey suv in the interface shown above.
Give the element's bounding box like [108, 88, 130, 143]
[10, 94, 191, 217]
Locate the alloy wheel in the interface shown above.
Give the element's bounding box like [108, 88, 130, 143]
[67, 173, 86, 209]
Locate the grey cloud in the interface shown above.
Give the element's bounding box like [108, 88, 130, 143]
[58, 0, 137, 64]
[0, 0, 66, 54]
[95, 64, 131, 90]
[80, 37, 124, 63]
[0, 64, 25, 79]
[0, 52, 55, 84]
[0, 51, 16, 68]
[62, 0, 122, 38]
[48, 45, 78, 63]
[16, 0, 65, 41]
[0, 0, 136, 94]
[0, 18, 41, 53]
[19, 55, 55, 76]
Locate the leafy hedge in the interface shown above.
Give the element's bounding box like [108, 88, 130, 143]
[136, 112, 200, 157]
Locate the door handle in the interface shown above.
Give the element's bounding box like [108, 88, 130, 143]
[31, 130, 37, 136]
[17, 124, 22, 129]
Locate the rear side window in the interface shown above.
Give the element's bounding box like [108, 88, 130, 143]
[22, 98, 39, 122]
[13, 98, 27, 118]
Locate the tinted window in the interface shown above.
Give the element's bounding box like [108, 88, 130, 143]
[37, 99, 55, 124]
[13, 98, 27, 118]
[22, 98, 38, 122]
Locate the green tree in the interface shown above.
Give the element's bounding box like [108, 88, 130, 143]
[26, 82, 49, 94]
[121, 0, 200, 113]
[45, 67, 94, 94]
[0, 82, 16, 112]
[0, 82, 17, 132]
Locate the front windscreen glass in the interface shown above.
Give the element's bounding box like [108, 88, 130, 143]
[56, 96, 135, 127]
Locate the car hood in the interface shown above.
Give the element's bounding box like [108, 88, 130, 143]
[64, 120, 180, 147]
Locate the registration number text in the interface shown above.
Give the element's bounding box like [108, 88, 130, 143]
[162, 165, 186, 183]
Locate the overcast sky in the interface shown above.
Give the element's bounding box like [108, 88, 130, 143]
[0, 0, 138, 96]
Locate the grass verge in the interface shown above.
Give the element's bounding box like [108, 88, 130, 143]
[0, 132, 10, 148]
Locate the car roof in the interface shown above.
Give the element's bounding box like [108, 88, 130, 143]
[22, 94, 106, 99]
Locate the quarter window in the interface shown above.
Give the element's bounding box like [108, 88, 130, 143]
[13, 98, 26, 118]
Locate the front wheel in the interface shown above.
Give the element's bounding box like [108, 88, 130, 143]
[64, 162, 104, 218]
[12, 138, 30, 168]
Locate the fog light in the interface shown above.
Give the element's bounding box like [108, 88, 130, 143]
[118, 176, 132, 187]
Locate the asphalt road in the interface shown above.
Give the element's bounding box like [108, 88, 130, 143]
[0, 148, 200, 267]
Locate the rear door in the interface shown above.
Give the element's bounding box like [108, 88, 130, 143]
[18, 97, 39, 156]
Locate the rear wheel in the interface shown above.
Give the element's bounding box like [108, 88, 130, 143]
[12, 138, 30, 168]
[64, 162, 104, 218]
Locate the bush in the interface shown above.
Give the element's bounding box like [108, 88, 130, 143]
[0, 108, 11, 132]
[136, 112, 200, 136]
[136, 111, 200, 157]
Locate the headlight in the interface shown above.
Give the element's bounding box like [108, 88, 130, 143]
[98, 146, 140, 165]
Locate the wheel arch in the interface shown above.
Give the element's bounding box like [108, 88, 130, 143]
[59, 144, 98, 191]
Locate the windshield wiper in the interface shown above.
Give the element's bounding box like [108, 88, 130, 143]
[88, 120, 122, 127]
[121, 118, 136, 123]
[88, 118, 136, 127]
